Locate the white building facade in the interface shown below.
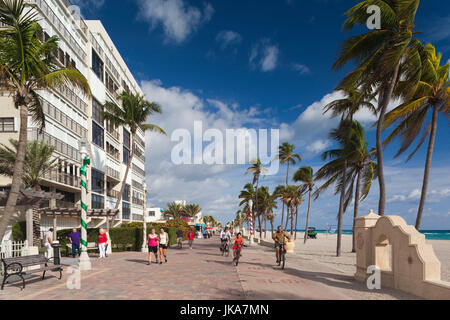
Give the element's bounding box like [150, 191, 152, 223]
[0, 0, 147, 237]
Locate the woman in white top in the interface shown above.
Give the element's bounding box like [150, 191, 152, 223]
[158, 227, 169, 264]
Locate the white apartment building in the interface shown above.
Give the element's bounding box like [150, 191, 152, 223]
[0, 0, 147, 236]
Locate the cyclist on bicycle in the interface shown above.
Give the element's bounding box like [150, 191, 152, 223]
[272, 225, 291, 264]
[232, 232, 245, 259]
[220, 227, 232, 252]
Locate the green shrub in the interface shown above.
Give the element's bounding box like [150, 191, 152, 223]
[121, 222, 143, 228]
[12, 221, 26, 241]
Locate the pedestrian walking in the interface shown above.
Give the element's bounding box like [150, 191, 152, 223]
[44, 228, 54, 259]
[98, 228, 108, 258]
[158, 227, 169, 264]
[68, 228, 81, 258]
[147, 228, 159, 265]
[187, 228, 195, 249]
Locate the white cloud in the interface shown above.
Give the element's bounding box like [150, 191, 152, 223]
[141, 79, 270, 221]
[292, 63, 310, 75]
[279, 90, 402, 158]
[250, 39, 279, 72]
[216, 30, 242, 49]
[137, 0, 214, 43]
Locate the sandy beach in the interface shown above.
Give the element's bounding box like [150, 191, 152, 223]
[250, 231, 450, 283]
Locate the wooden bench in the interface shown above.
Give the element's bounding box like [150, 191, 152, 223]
[1, 255, 63, 290]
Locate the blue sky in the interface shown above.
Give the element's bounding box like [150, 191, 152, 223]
[76, 0, 450, 229]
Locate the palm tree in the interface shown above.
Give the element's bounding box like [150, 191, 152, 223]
[323, 88, 376, 255]
[0, 139, 59, 246]
[293, 166, 316, 244]
[257, 186, 277, 238]
[184, 203, 202, 220]
[245, 158, 266, 238]
[315, 120, 356, 256]
[383, 43, 449, 230]
[346, 122, 378, 252]
[165, 202, 185, 219]
[0, 0, 91, 241]
[103, 91, 166, 214]
[276, 142, 301, 229]
[333, 0, 421, 216]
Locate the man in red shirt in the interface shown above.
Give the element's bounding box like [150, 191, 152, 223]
[98, 228, 108, 258]
[187, 228, 195, 250]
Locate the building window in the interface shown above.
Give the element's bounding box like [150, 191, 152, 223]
[123, 147, 129, 164]
[0, 118, 14, 132]
[123, 129, 130, 149]
[92, 99, 103, 125]
[92, 49, 104, 81]
[122, 202, 130, 220]
[92, 194, 104, 209]
[149, 210, 155, 217]
[91, 169, 105, 194]
[92, 121, 104, 148]
[123, 129, 130, 164]
[123, 184, 130, 202]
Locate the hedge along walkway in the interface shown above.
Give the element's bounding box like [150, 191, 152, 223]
[0, 238, 246, 300]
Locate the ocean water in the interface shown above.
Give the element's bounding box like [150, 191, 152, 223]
[290, 229, 450, 240]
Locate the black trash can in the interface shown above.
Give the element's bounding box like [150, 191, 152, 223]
[52, 243, 61, 265]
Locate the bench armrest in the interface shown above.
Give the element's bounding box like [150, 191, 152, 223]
[5, 262, 23, 275]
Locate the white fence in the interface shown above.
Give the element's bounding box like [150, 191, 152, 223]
[0, 240, 29, 259]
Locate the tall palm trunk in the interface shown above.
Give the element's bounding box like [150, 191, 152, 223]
[336, 160, 347, 257]
[284, 204, 290, 231]
[264, 215, 267, 239]
[290, 205, 294, 236]
[32, 185, 43, 247]
[255, 177, 262, 238]
[0, 105, 28, 241]
[281, 162, 290, 231]
[336, 115, 353, 257]
[415, 105, 439, 230]
[352, 169, 362, 252]
[376, 64, 400, 216]
[294, 205, 299, 240]
[304, 188, 312, 244]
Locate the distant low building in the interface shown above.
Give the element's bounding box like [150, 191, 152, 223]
[146, 207, 163, 223]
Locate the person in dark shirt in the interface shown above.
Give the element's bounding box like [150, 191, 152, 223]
[176, 229, 183, 248]
[68, 228, 81, 258]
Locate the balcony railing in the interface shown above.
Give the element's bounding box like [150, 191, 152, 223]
[41, 96, 87, 138]
[132, 197, 144, 206]
[132, 164, 145, 178]
[106, 126, 120, 141]
[132, 214, 144, 221]
[135, 135, 145, 148]
[132, 180, 144, 191]
[60, 0, 89, 37]
[106, 166, 120, 180]
[55, 85, 88, 114]
[106, 148, 120, 162]
[43, 170, 80, 188]
[29, 128, 81, 161]
[26, 0, 87, 59]
[107, 189, 120, 199]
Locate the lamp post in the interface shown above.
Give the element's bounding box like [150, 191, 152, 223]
[249, 199, 254, 245]
[141, 183, 148, 252]
[78, 139, 91, 271]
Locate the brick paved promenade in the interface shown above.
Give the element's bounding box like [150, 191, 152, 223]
[0, 236, 417, 300]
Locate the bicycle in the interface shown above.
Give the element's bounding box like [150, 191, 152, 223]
[233, 244, 246, 266]
[220, 240, 230, 257]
